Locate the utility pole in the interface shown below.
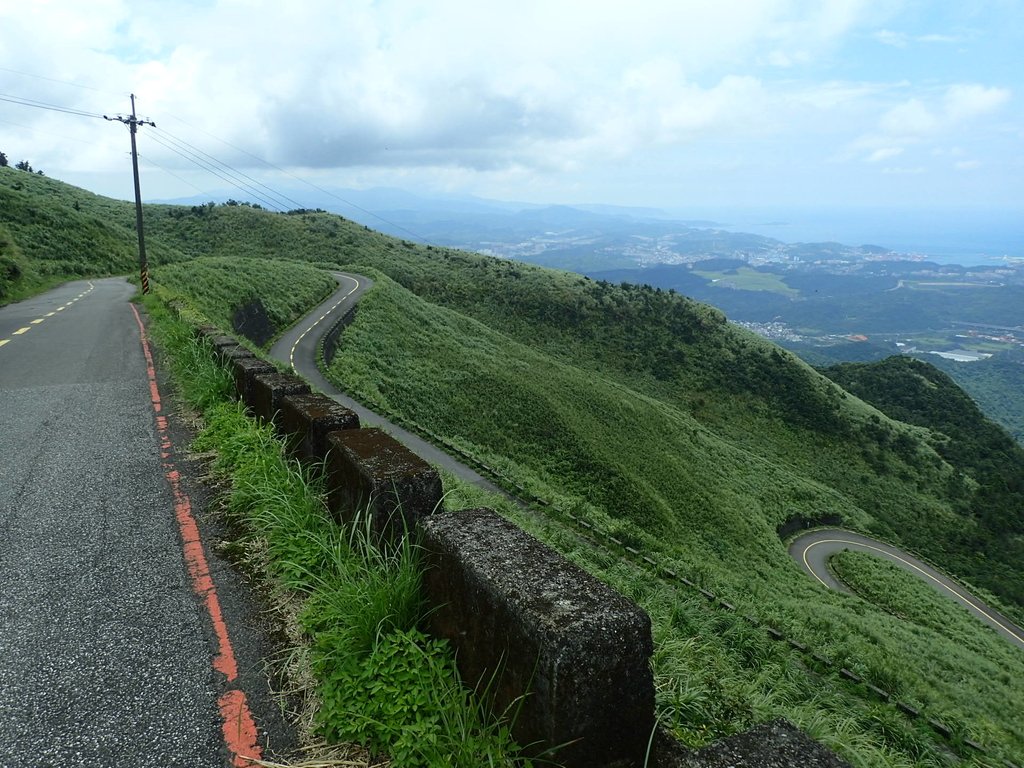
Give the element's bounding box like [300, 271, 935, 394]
[105, 95, 155, 294]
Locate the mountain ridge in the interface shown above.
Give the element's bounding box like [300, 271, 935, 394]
[3, 165, 1023, 764]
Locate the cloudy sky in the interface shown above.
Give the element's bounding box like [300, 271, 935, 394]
[1, 0, 1021, 215]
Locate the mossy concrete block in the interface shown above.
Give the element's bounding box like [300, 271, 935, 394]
[324, 428, 442, 540]
[206, 334, 239, 351]
[231, 357, 276, 403]
[277, 393, 360, 460]
[218, 344, 256, 367]
[248, 371, 310, 423]
[194, 325, 223, 341]
[420, 508, 655, 768]
[669, 719, 850, 768]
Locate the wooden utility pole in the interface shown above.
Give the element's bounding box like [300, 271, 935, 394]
[105, 95, 155, 293]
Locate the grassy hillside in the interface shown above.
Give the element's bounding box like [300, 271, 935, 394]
[925, 349, 1024, 444]
[326, 271, 1024, 764]
[4, 170, 1024, 765]
[822, 356, 1024, 609]
[0, 165, 185, 302]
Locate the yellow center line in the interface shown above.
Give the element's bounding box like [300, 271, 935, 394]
[805, 538, 1024, 645]
[288, 276, 361, 370]
[1, 283, 96, 351]
[801, 546, 833, 589]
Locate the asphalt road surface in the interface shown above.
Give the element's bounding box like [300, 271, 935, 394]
[789, 528, 1024, 651]
[269, 272, 503, 495]
[0, 278, 289, 766]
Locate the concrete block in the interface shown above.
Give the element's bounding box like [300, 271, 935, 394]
[248, 371, 311, 423]
[218, 344, 256, 367]
[324, 428, 442, 540]
[420, 508, 655, 768]
[671, 718, 850, 767]
[206, 334, 239, 351]
[194, 325, 223, 341]
[231, 357, 277, 403]
[277, 393, 360, 461]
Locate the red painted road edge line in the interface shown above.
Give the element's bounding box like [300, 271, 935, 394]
[130, 304, 263, 767]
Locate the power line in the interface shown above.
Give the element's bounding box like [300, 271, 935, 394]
[150, 127, 298, 211]
[153, 127, 306, 211]
[0, 92, 105, 120]
[0, 86, 438, 246]
[0, 117, 94, 144]
[0, 66, 117, 95]
[137, 152, 213, 196]
[146, 132, 287, 212]
[161, 114, 434, 243]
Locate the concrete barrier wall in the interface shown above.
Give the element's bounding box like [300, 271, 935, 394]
[188, 321, 850, 768]
[422, 508, 655, 767]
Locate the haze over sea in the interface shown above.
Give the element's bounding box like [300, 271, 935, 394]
[700, 207, 1022, 267]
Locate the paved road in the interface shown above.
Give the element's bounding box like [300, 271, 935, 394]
[269, 272, 503, 494]
[0, 278, 283, 766]
[789, 528, 1024, 651]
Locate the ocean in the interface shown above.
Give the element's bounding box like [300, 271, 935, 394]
[704, 207, 1022, 266]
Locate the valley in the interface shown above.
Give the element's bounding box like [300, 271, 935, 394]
[3, 166, 1024, 766]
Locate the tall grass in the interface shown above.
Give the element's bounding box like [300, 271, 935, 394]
[145, 296, 530, 767]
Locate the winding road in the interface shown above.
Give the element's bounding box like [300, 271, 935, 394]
[790, 528, 1024, 651]
[274, 272, 1024, 656]
[268, 272, 502, 495]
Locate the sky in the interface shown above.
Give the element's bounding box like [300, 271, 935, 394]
[1, 0, 1022, 217]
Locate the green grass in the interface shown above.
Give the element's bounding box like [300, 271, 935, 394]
[830, 550, 1020, 658]
[694, 266, 799, 297]
[9, 167, 1024, 765]
[325, 273, 1024, 765]
[145, 296, 530, 767]
[152, 255, 337, 344]
[439, 473, 1021, 767]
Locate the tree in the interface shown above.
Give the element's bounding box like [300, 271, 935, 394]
[15, 160, 33, 172]
[0, 152, 7, 167]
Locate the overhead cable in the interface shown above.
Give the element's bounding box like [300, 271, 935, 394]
[0, 66, 118, 95]
[146, 131, 286, 211]
[0, 92, 105, 120]
[162, 114, 433, 243]
[152, 126, 306, 211]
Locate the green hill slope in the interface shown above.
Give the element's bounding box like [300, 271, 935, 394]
[4, 169, 1024, 764]
[822, 356, 1024, 606]
[925, 349, 1024, 444]
[325, 270, 1024, 762]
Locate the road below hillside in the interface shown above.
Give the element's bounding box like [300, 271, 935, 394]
[269, 272, 503, 495]
[0, 278, 290, 766]
[790, 528, 1024, 651]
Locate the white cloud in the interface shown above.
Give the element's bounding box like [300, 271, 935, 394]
[881, 165, 925, 175]
[943, 84, 1011, 122]
[851, 83, 1012, 163]
[880, 98, 939, 137]
[873, 29, 908, 47]
[867, 146, 903, 162]
[0, 0, 882, 178]
[873, 28, 970, 48]
[954, 159, 981, 170]
[1, 0, 1019, 209]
